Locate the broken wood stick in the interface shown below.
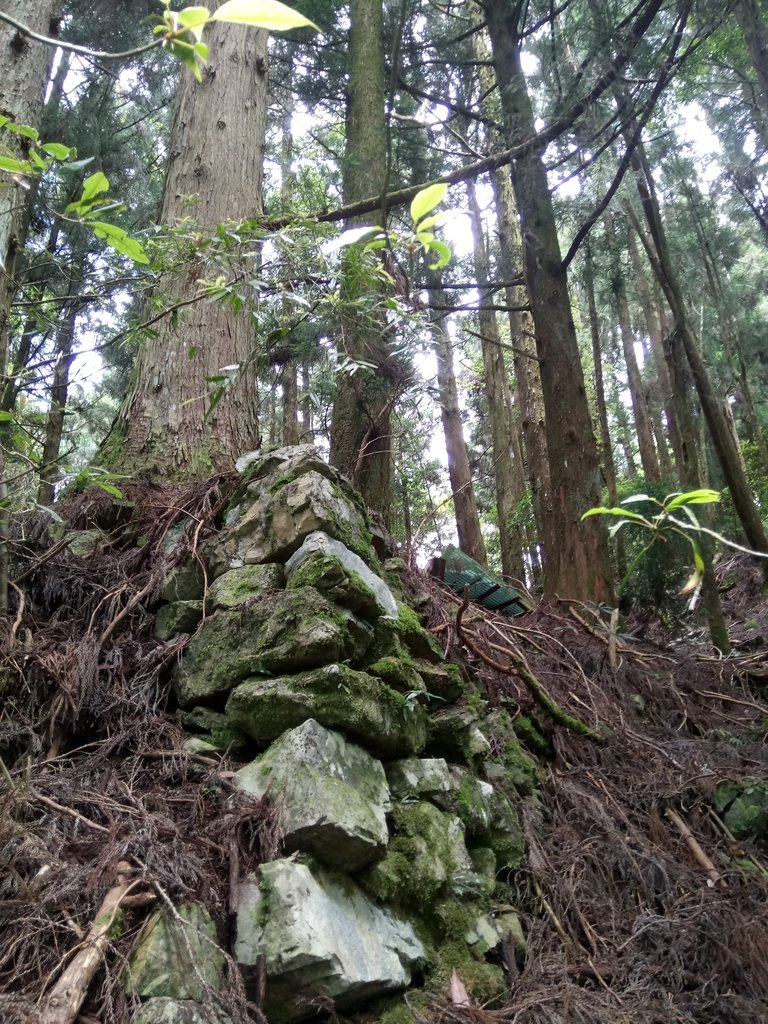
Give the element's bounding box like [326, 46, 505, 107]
[39, 861, 138, 1024]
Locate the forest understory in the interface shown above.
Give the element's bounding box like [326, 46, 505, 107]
[1, 480, 767, 1024]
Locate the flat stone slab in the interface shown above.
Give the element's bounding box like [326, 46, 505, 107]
[236, 859, 424, 1020]
[235, 720, 389, 872]
[208, 563, 285, 610]
[226, 663, 427, 758]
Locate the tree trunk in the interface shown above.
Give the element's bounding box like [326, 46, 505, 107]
[628, 153, 768, 557]
[113, 12, 268, 478]
[733, 0, 768, 143]
[607, 216, 661, 483]
[428, 271, 487, 565]
[627, 224, 684, 481]
[279, 51, 299, 446]
[485, 1, 613, 602]
[465, 181, 525, 580]
[584, 244, 617, 504]
[329, 0, 394, 520]
[490, 165, 551, 578]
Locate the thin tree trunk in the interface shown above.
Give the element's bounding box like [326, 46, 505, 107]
[428, 270, 487, 564]
[485, 1, 613, 602]
[279, 52, 299, 446]
[627, 224, 684, 481]
[605, 213, 661, 483]
[733, 0, 768, 146]
[584, 244, 617, 504]
[626, 157, 768, 558]
[113, 12, 268, 478]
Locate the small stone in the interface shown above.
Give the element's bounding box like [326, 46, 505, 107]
[160, 561, 205, 603]
[386, 757, 453, 800]
[65, 530, 104, 557]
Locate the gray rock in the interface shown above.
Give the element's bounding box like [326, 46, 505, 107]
[208, 564, 285, 610]
[234, 720, 389, 871]
[65, 529, 104, 557]
[126, 903, 225, 1002]
[207, 470, 373, 574]
[178, 707, 248, 753]
[160, 561, 205, 603]
[285, 532, 397, 619]
[386, 758, 453, 800]
[134, 998, 232, 1024]
[433, 766, 495, 837]
[155, 601, 203, 641]
[236, 859, 424, 1020]
[226, 663, 427, 758]
[235, 444, 331, 482]
[173, 589, 371, 707]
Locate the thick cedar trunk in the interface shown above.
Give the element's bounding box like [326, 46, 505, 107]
[329, 0, 393, 519]
[114, 13, 268, 478]
[627, 225, 684, 481]
[733, 0, 768, 144]
[607, 219, 661, 483]
[428, 272, 487, 564]
[584, 245, 617, 504]
[490, 166, 551, 575]
[465, 181, 525, 580]
[485, 1, 613, 601]
[629, 155, 768, 557]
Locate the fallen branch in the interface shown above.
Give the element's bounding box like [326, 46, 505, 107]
[455, 587, 601, 740]
[39, 861, 138, 1024]
[665, 807, 726, 888]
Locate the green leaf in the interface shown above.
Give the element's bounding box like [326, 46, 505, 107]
[89, 221, 149, 264]
[177, 6, 210, 41]
[0, 116, 8, 130]
[41, 142, 74, 161]
[621, 493, 654, 504]
[0, 411, 15, 422]
[210, 0, 319, 31]
[664, 488, 721, 511]
[96, 481, 124, 499]
[59, 157, 94, 174]
[29, 149, 49, 170]
[6, 121, 39, 141]
[427, 239, 452, 270]
[164, 38, 204, 79]
[410, 182, 448, 225]
[331, 225, 383, 249]
[414, 211, 450, 232]
[0, 155, 33, 174]
[416, 231, 435, 245]
[581, 505, 649, 524]
[193, 41, 209, 60]
[81, 171, 110, 206]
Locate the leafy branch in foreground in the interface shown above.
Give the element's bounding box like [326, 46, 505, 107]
[582, 488, 768, 602]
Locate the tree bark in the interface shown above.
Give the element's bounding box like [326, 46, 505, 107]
[329, 0, 394, 519]
[428, 270, 487, 565]
[465, 180, 525, 580]
[606, 215, 661, 483]
[113, 11, 268, 478]
[733, 0, 768, 142]
[484, 0, 613, 602]
[279, 51, 299, 446]
[583, 244, 617, 504]
[628, 150, 768, 558]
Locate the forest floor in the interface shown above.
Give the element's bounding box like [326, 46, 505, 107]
[1, 481, 767, 1024]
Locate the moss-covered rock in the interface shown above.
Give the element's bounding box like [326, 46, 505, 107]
[126, 903, 225, 1001]
[361, 802, 475, 910]
[367, 655, 426, 695]
[208, 564, 285, 610]
[226, 663, 428, 758]
[427, 707, 491, 765]
[285, 531, 398, 620]
[135, 998, 232, 1024]
[480, 709, 540, 798]
[714, 778, 768, 845]
[155, 600, 203, 641]
[234, 719, 390, 872]
[173, 588, 371, 707]
[178, 707, 248, 753]
[161, 560, 205, 603]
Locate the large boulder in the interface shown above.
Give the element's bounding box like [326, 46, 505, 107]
[234, 720, 390, 872]
[226, 663, 427, 758]
[173, 589, 371, 707]
[126, 904, 225, 1002]
[236, 859, 424, 1021]
[205, 467, 374, 576]
[285, 531, 398, 619]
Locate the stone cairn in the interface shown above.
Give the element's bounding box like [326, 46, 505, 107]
[128, 446, 539, 1024]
